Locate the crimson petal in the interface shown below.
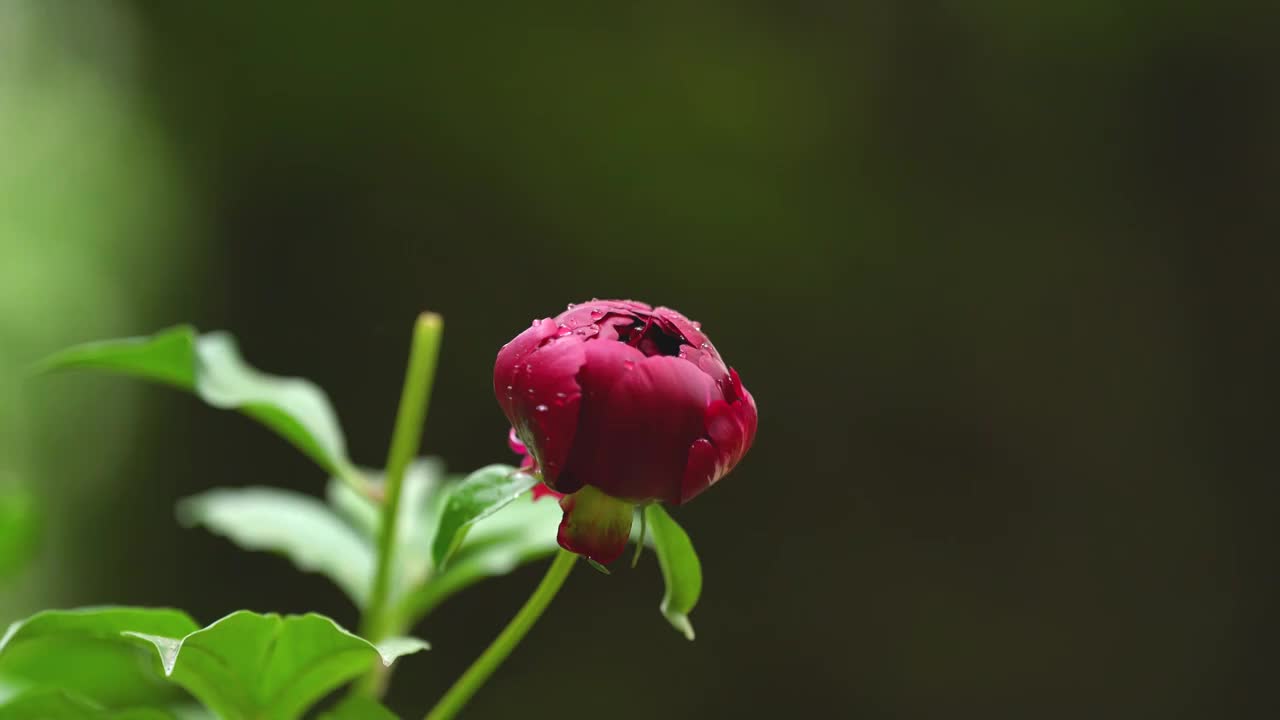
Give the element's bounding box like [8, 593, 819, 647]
[509, 336, 587, 487]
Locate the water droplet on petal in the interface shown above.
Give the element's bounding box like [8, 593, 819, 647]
[527, 387, 536, 395]
[555, 391, 568, 398]
[531, 319, 539, 326]
[623, 360, 635, 370]
[693, 321, 702, 330]
[535, 404, 549, 413]
[567, 302, 577, 309]
[700, 342, 710, 349]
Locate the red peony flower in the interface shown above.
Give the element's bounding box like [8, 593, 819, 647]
[494, 299, 757, 564]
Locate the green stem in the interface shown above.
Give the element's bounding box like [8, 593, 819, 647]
[424, 549, 578, 720]
[359, 314, 443, 663]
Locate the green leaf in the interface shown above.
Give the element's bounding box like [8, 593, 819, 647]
[0, 607, 199, 709]
[326, 474, 383, 540]
[386, 460, 446, 595]
[325, 459, 446, 599]
[645, 505, 702, 641]
[430, 464, 539, 569]
[36, 327, 351, 474]
[398, 491, 562, 622]
[124, 611, 427, 720]
[177, 487, 374, 608]
[317, 695, 399, 720]
[166, 705, 215, 720]
[194, 332, 348, 472]
[31, 325, 196, 388]
[0, 690, 174, 720]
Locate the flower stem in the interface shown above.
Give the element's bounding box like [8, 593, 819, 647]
[358, 313, 443, 684]
[424, 549, 578, 720]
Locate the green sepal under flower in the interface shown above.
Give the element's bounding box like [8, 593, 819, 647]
[556, 485, 634, 564]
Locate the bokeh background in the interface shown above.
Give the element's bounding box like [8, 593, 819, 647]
[2, 2, 1275, 718]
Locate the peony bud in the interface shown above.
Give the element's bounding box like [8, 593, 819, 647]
[494, 299, 756, 563]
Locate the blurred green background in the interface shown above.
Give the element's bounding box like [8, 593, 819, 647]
[2, 1, 1274, 717]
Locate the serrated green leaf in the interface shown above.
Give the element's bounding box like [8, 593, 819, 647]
[0, 608, 198, 709]
[36, 327, 351, 474]
[0, 689, 174, 720]
[124, 611, 427, 720]
[318, 695, 399, 720]
[177, 487, 374, 608]
[430, 465, 539, 569]
[645, 505, 702, 641]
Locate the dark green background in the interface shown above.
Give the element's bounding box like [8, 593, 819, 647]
[3, 2, 1274, 718]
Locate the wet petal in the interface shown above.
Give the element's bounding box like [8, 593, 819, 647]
[556, 299, 651, 332]
[676, 343, 731, 389]
[566, 353, 718, 504]
[509, 336, 587, 487]
[494, 318, 558, 420]
[684, 373, 757, 503]
[681, 437, 720, 504]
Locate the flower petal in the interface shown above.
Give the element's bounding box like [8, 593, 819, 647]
[681, 437, 720, 504]
[494, 318, 559, 420]
[566, 352, 719, 504]
[507, 427, 528, 456]
[557, 299, 652, 333]
[676, 343, 731, 390]
[684, 371, 757, 503]
[509, 336, 587, 488]
[507, 427, 539, 472]
[532, 483, 563, 501]
[654, 305, 711, 351]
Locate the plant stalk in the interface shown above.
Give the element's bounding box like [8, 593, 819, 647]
[357, 313, 443, 690]
[424, 549, 578, 720]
